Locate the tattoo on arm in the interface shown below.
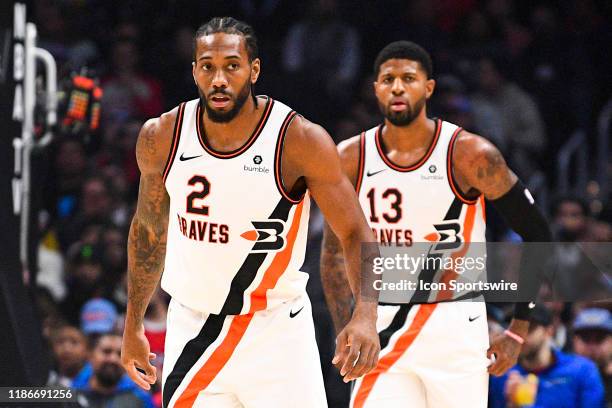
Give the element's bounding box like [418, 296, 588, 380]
[126, 121, 170, 326]
[467, 137, 517, 199]
[321, 222, 353, 334]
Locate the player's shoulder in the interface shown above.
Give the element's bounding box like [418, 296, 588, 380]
[284, 114, 329, 144]
[136, 105, 182, 172]
[453, 128, 505, 169]
[337, 134, 362, 164]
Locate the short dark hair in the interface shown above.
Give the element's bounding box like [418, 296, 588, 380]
[373, 41, 433, 78]
[193, 17, 258, 62]
[551, 195, 589, 217]
[89, 332, 121, 350]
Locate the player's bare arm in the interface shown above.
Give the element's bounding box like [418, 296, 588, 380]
[320, 135, 361, 334]
[453, 130, 552, 376]
[283, 117, 380, 382]
[121, 108, 176, 390]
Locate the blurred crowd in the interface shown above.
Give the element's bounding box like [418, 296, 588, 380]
[28, 0, 611, 407]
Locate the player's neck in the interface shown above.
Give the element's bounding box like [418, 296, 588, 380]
[202, 96, 261, 146]
[382, 112, 435, 153]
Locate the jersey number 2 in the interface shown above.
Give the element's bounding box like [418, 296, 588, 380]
[186, 175, 210, 215]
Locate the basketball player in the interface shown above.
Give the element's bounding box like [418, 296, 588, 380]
[321, 41, 552, 408]
[120, 17, 380, 408]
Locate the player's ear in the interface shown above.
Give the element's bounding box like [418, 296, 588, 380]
[250, 58, 261, 84]
[192, 61, 197, 84]
[425, 78, 435, 99]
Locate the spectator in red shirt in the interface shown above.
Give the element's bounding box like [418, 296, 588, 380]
[102, 39, 163, 123]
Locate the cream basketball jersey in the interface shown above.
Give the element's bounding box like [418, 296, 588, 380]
[161, 97, 310, 315]
[356, 119, 487, 303]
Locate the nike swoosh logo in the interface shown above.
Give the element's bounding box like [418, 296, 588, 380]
[289, 306, 304, 318]
[468, 315, 480, 322]
[367, 169, 386, 177]
[179, 153, 203, 161]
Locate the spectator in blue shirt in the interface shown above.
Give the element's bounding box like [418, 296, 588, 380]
[72, 333, 154, 408]
[489, 305, 605, 408]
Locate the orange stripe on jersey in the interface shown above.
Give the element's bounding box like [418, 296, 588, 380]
[353, 304, 437, 408]
[435, 203, 477, 301]
[249, 200, 305, 312]
[173, 314, 254, 408]
[479, 195, 486, 223]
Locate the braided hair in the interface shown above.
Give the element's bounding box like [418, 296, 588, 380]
[194, 17, 259, 106]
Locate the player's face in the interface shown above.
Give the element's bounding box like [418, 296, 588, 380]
[192, 33, 260, 123]
[374, 59, 434, 126]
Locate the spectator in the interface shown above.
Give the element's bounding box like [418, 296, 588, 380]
[552, 197, 590, 242]
[57, 176, 116, 250]
[80, 298, 118, 336]
[549, 197, 605, 299]
[48, 324, 89, 387]
[334, 75, 381, 143]
[159, 26, 198, 111]
[72, 333, 153, 408]
[489, 304, 605, 408]
[573, 308, 612, 401]
[101, 39, 163, 123]
[471, 55, 546, 179]
[282, 0, 360, 126]
[45, 137, 88, 222]
[61, 244, 110, 323]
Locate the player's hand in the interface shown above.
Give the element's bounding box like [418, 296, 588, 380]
[332, 302, 380, 382]
[487, 319, 528, 376]
[121, 323, 157, 390]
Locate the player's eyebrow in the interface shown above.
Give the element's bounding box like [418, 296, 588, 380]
[198, 54, 241, 61]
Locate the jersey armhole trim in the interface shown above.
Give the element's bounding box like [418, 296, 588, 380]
[274, 111, 303, 204]
[355, 131, 366, 194]
[446, 127, 480, 205]
[163, 102, 186, 183]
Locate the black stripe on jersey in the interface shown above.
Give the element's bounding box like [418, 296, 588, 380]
[378, 304, 413, 350]
[274, 111, 305, 203]
[355, 131, 366, 194]
[162, 313, 225, 408]
[378, 198, 466, 306]
[218, 196, 295, 315]
[163, 102, 186, 183]
[410, 251, 443, 303]
[444, 196, 464, 221]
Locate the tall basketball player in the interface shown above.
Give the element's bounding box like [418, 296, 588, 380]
[321, 41, 552, 408]
[120, 17, 380, 408]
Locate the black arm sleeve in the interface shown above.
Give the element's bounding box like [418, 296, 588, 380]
[489, 180, 553, 320]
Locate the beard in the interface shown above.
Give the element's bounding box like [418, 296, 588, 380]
[95, 363, 123, 388]
[199, 80, 251, 123]
[379, 95, 426, 126]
